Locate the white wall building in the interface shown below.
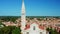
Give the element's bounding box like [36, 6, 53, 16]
[24, 22, 46, 34]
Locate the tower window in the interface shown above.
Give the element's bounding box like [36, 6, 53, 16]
[22, 13, 25, 15]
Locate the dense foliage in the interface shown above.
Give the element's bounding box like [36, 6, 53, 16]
[0, 16, 20, 22]
[0, 26, 21, 34]
[46, 27, 59, 34]
[0, 22, 5, 28]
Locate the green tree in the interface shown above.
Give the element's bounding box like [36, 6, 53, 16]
[46, 27, 50, 32]
[12, 27, 21, 34]
[46, 27, 58, 34]
[0, 26, 21, 34]
[0, 22, 5, 28]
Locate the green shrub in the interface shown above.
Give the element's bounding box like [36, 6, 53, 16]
[0, 26, 21, 34]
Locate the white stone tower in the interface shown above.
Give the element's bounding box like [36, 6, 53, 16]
[21, 0, 26, 34]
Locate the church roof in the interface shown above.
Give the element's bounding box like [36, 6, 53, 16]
[24, 24, 30, 30]
[24, 22, 45, 30]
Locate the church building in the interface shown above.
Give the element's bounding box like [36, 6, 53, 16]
[21, 0, 47, 34]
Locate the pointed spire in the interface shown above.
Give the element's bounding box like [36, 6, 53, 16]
[22, 0, 24, 4]
[22, 0, 25, 12]
[21, 0, 26, 30]
[22, 0, 24, 2]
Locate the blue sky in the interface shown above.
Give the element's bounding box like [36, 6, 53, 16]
[0, 0, 60, 16]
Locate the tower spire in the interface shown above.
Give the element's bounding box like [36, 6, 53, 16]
[21, 0, 26, 34]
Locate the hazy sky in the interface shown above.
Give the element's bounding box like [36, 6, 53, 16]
[0, 0, 60, 16]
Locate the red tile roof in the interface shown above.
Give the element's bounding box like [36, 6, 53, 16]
[24, 24, 30, 30]
[39, 26, 45, 30]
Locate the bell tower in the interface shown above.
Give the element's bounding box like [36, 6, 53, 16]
[21, 0, 26, 34]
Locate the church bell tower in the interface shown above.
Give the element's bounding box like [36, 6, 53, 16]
[21, 0, 26, 34]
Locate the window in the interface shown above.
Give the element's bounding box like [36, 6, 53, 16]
[40, 32, 42, 34]
[26, 32, 29, 34]
[33, 26, 35, 30]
